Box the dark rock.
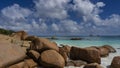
[40,50,65,68]
[110,56,120,68]
[70,46,101,64]
[70,38,82,40]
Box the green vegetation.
[0,28,15,35]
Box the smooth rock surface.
[70,47,101,64]
[40,50,65,68]
[0,41,26,67]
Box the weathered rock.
[70,38,82,40]
[70,47,101,64]
[66,61,74,66]
[84,63,103,68]
[102,45,116,53]
[25,36,37,41]
[27,50,40,62]
[66,60,87,67]
[72,60,87,67]
[23,59,38,68]
[21,41,30,47]
[110,56,120,68]
[60,44,71,54]
[89,46,110,57]
[30,37,59,53]
[8,61,25,68]
[0,42,26,67]
[8,59,38,68]
[11,31,28,40]
[98,47,109,57]
[59,47,68,63]
[40,50,65,68]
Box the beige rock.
[9,59,38,68]
[8,61,25,68]
[21,41,30,47]
[0,41,26,67]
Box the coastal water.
[51,36,120,48]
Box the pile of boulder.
[0,31,119,68]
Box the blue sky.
[0,0,120,36]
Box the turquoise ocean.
[50,36,120,48]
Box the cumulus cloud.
[1,4,32,20]
[34,0,69,19]
[0,0,120,35]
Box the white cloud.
[1,4,32,20]
[72,0,95,15]
[34,0,69,19]
[51,23,59,32]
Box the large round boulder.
[40,50,65,68]
[110,56,120,68]
[30,38,59,53]
[70,47,101,64]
